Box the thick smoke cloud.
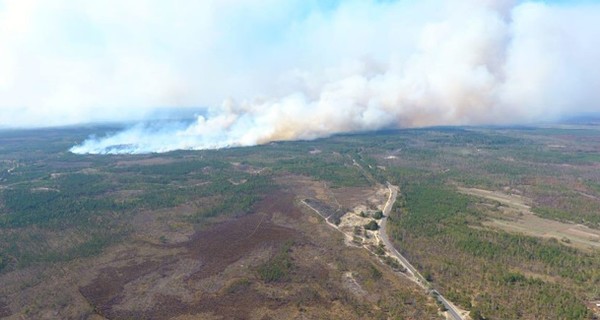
[1,1,598,154]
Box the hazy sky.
[1,0,600,153]
[0,0,355,127]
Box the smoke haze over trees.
[0,1,598,153]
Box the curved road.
[379,183,465,320]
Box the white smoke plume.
[11,0,599,154]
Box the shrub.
[364,220,379,231]
[257,242,294,283]
[373,211,384,219]
[370,265,383,280]
[225,278,251,294]
[375,243,386,256]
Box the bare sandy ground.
[459,187,600,251]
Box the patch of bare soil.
[230,162,265,175]
[342,272,368,298]
[458,187,531,211]
[459,187,600,251]
[329,185,390,248]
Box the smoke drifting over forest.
[1,1,598,154]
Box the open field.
[459,187,600,251]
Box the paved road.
[433,290,464,320]
[378,184,419,278]
[379,183,465,320]
[302,180,466,320]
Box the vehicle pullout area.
[303,182,469,320]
